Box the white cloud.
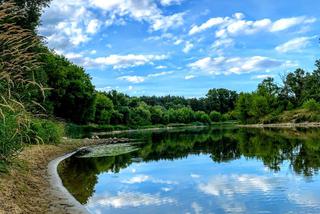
[122,175,149,184]
[189,17,225,35]
[118,76,146,84]
[270,17,316,32]
[185,75,196,80]
[189,56,284,75]
[87,19,101,34]
[152,13,185,31]
[251,74,275,80]
[190,173,201,178]
[183,41,194,53]
[84,54,169,69]
[191,202,203,214]
[118,71,173,84]
[90,0,185,31]
[40,0,186,49]
[174,39,184,45]
[155,65,168,69]
[275,36,315,53]
[189,13,316,37]
[159,0,183,6]
[147,71,173,77]
[88,192,176,208]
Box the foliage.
[303,99,320,112]
[94,92,114,124]
[40,52,96,124]
[0,0,51,30]
[209,111,221,122]
[0,2,46,160]
[29,119,64,144]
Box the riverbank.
[238,122,320,128]
[0,138,127,214]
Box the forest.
[1,0,320,163]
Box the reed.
[0,1,46,161]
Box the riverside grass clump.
[0,1,52,163]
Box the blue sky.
[39,0,320,97]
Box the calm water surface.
[59,127,320,214]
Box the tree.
[284,68,306,106]
[0,0,52,30]
[206,88,238,113]
[235,93,253,124]
[209,111,221,122]
[195,111,211,124]
[41,52,96,124]
[129,102,151,126]
[94,93,114,124]
[150,105,165,124]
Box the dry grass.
[0,139,88,213]
[0,1,48,161]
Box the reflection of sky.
[85,155,320,214]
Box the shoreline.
[48,150,89,214]
[238,122,320,128]
[0,138,127,214]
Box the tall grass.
[0,1,48,162]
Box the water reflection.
[58,128,320,213]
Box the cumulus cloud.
[189,13,316,37]
[40,0,186,49]
[118,76,146,83]
[122,175,150,183]
[182,41,194,53]
[189,17,225,35]
[159,0,183,6]
[275,36,316,53]
[251,74,275,80]
[87,19,101,34]
[83,54,169,69]
[118,71,173,83]
[185,75,196,80]
[189,56,284,75]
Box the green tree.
[209,111,221,122]
[129,102,151,126]
[41,52,95,124]
[0,0,52,30]
[150,105,165,124]
[206,88,238,113]
[94,93,114,124]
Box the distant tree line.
[236,62,320,124]
[36,52,239,125]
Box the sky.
[39,0,320,97]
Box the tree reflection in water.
[58,127,320,204]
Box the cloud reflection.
[198,174,275,197]
[88,191,176,209]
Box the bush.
[303,99,320,112]
[30,119,64,144]
[0,109,29,161]
[210,111,221,122]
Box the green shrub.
[0,108,30,161]
[210,111,221,122]
[30,119,64,144]
[303,99,320,112]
